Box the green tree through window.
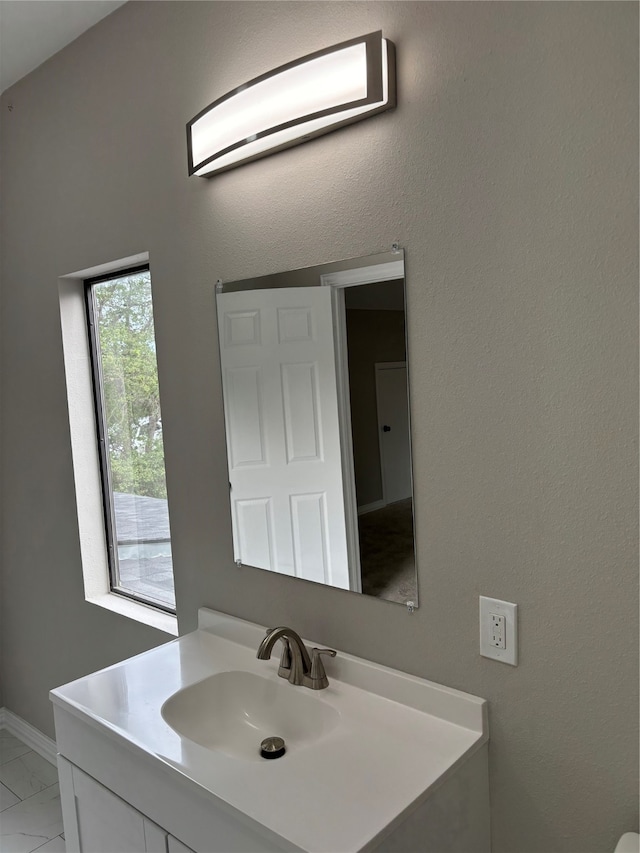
[88,267,175,612]
[93,271,167,499]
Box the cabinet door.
[144,819,170,852]
[69,764,167,853]
[168,836,196,853]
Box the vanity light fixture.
[187,30,396,177]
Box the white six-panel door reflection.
[217,286,350,589]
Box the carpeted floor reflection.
[358,498,416,605]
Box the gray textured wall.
[0,3,637,852]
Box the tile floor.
[0,730,65,853]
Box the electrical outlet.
[480,596,518,665]
[491,614,506,649]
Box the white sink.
[51,608,489,853]
[161,669,340,761]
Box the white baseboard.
[0,707,57,766]
[357,500,386,516]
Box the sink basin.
[161,669,340,761]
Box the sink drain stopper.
[260,736,286,759]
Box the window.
[85,266,175,613]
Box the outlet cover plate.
[480,596,518,665]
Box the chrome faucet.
[256,627,336,690]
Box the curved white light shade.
[187,31,396,177]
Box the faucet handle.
[308,648,337,689]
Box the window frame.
[84,264,176,616]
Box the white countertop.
[51,608,488,853]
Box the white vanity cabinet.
[51,608,491,853]
[55,718,489,853]
[57,758,185,853]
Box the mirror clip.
[391,241,401,254]
[216,279,223,293]
[406,600,415,614]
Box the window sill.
[87,593,178,637]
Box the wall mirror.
[216,249,417,608]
